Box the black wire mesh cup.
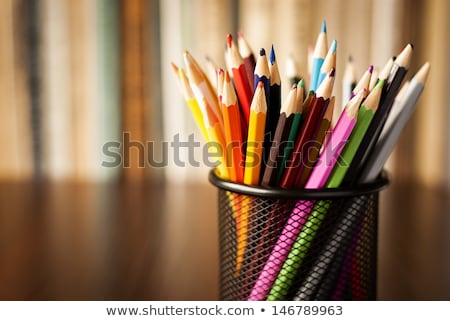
[209,170,389,301]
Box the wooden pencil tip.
[258,81,264,88]
[170,62,179,73]
[237,30,244,38]
[348,55,353,62]
[223,69,230,81]
[414,61,431,84]
[330,39,337,53]
[259,48,266,56]
[226,34,233,48]
[395,43,414,68]
[183,51,193,66]
[324,96,335,120]
[298,79,305,88]
[368,65,374,73]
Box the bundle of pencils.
[172,21,430,300]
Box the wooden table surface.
[0,178,449,300]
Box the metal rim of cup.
[208,169,390,200]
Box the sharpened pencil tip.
[170,62,179,73]
[259,48,266,56]
[226,34,233,48]
[321,20,327,33]
[223,69,230,82]
[257,81,264,88]
[369,65,374,73]
[329,68,335,77]
[298,79,304,88]
[237,30,244,38]
[270,45,276,64]
[330,39,337,53]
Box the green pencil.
[275,80,306,185]
[327,79,384,187]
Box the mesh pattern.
[217,190,378,301]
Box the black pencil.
[261,84,297,187]
[342,43,413,185]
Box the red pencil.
[226,34,254,126]
[280,68,335,188]
[237,31,256,90]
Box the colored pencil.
[222,71,245,183]
[226,34,254,125]
[327,80,384,187]
[237,30,256,90]
[379,56,395,81]
[310,20,328,92]
[369,67,379,91]
[317,39,337,87]
[261,84,297,187]
[351,65,373,99]
[280,68,335,189]
[254,48,270,104]
[183,51,224,131]
[291,83,384,299]
[266,89,365,300]
[217,68,225,101]
[343,43,413,185]
[265,45,282,161]
[360,61,430,183]
[171,63,208,141]
[254,48,271,177]
[244,82,267,185]
[238,81,267,276]
[293,195,370,300]
[276,79,305,185]
[295,96,335,187]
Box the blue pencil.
[310,20,328,92]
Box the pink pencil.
[305,88,366,188]
[248,90,365,301]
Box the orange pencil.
[222,71,245,183]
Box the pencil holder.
[209,169,389,301]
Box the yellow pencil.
[234,81,267,275]
[171,63,209,141]
[244,81,267,185]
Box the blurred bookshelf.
[0,0,449,300]
[0,0,448,187]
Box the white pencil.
[359,62,430,183]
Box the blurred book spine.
[40,0,74,180]
[120,0,147,182]
[0,0,33,180]
[98,0,121,182]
